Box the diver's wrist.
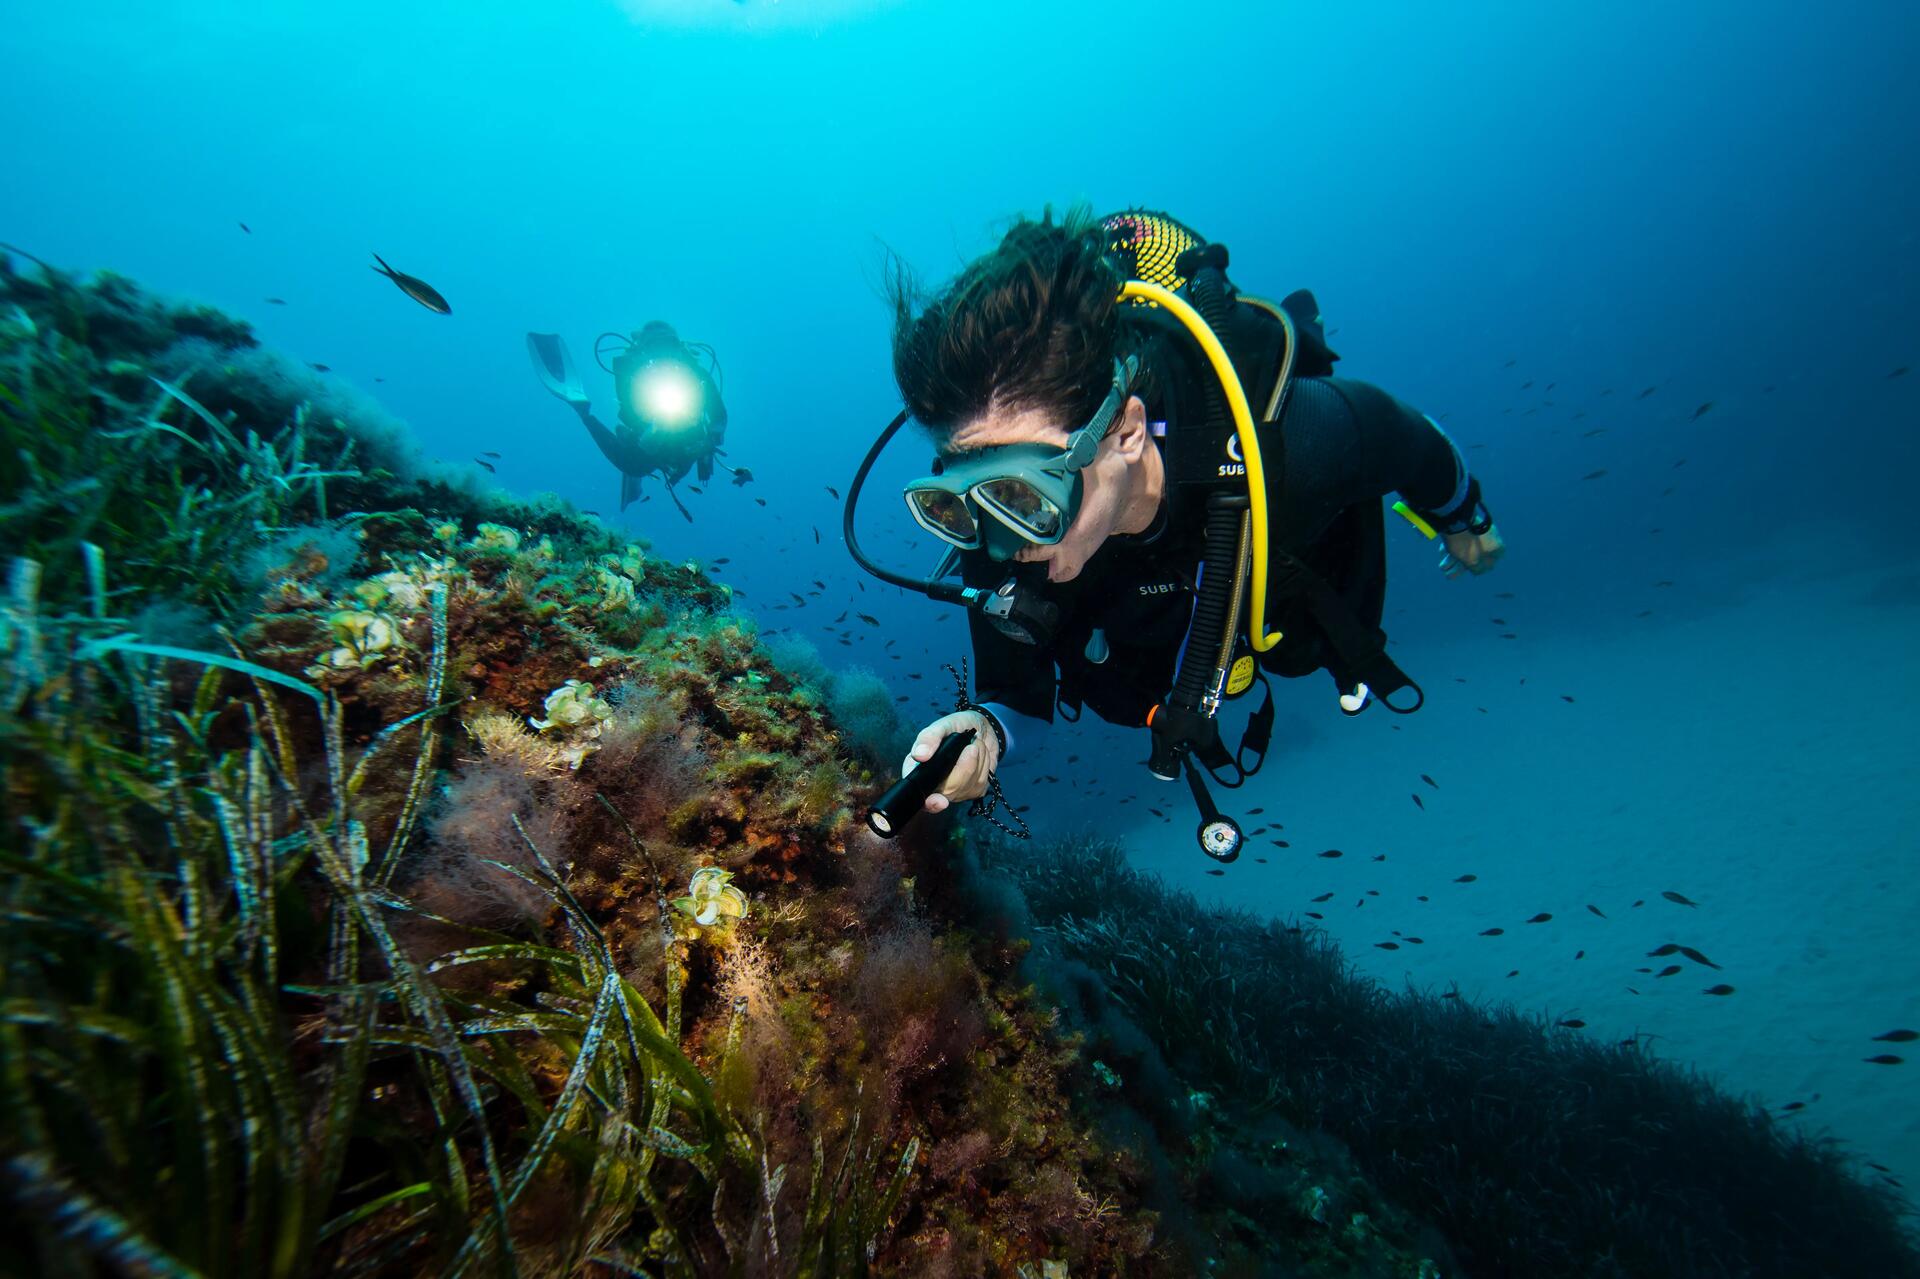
[971,707,1009,765]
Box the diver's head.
[888,206,1161,583]
[632,320,681,352]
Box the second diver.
[527,320,749,520]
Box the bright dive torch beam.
[632,361,702,429]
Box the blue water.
[8,0,1918,1196]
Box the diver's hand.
[1439,524,1506,578]
[902,710,1000,813]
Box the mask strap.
[1060,355,1138,471]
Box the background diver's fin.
[620,471,642,511]
[527,332,589,406]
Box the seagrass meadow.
[2,255,1916,1278]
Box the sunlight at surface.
[613,0,905,31]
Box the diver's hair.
[887,205,1123,445]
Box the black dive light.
[866,728,976,839]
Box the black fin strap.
[942,657,1030,840]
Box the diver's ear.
[1109,395,1149,462]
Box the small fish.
[856,613,880,627]
[1305,911,1324,920]
[1254,857,1268,864]
[1654,964,1682,978]
[1872,1030,1919,1043]
[370,253,451,314]
[1689,401,1714,421]
[1779,1101,1807,1113]
[1863,1054,1904,1066]
[755,497,768,507]
[812,579,826,589]
[1890,366,1910,379]
[1147,807,1164,818]
[1311,892,1335,902]
[473,457,495,473]
[1454,874,1477,883]
[1561,695,1575,704]
[825,485,840,499]
[1420,774,1438,789]
[833,611,848,623]
[1559,1018,1586,1029]
[1702,984,1735,996]
[1318,849,1342,859]
[309,362,331,372]
[1247,806,1264,814]
[712,557,730,565]
[1661,890,1699,907]
[1480,927,1503,937]
[480,450,501,459]
[1676,945,1720,969]
[1206,869,1226,877]
[238,221,251,234]
[1636,386,1657,400]
[264,297,287,305]
[732,467,755,486]
[1411,793,1424,810]
[1271,839,1290,848]
[812,526,821,544]
[1375,941,1400,950]
[1582,469,1608,480]
[1526,913,1552,924]
[688,486,703,495]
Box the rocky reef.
[1,255,1914,1278]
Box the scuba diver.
[526,321,749,520]
[849,209,1505,860]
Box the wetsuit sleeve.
[1263,376,1488,543]
[1321,378,1463,515]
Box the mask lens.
[908,489,979,545]
[976,478,1064,540]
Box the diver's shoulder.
[1303,375,1409,422]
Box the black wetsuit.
[965,298,1474,742]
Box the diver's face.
[944,395,1150,584]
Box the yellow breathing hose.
[1120,278,1286,652]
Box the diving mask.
[902,356,1137,561]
